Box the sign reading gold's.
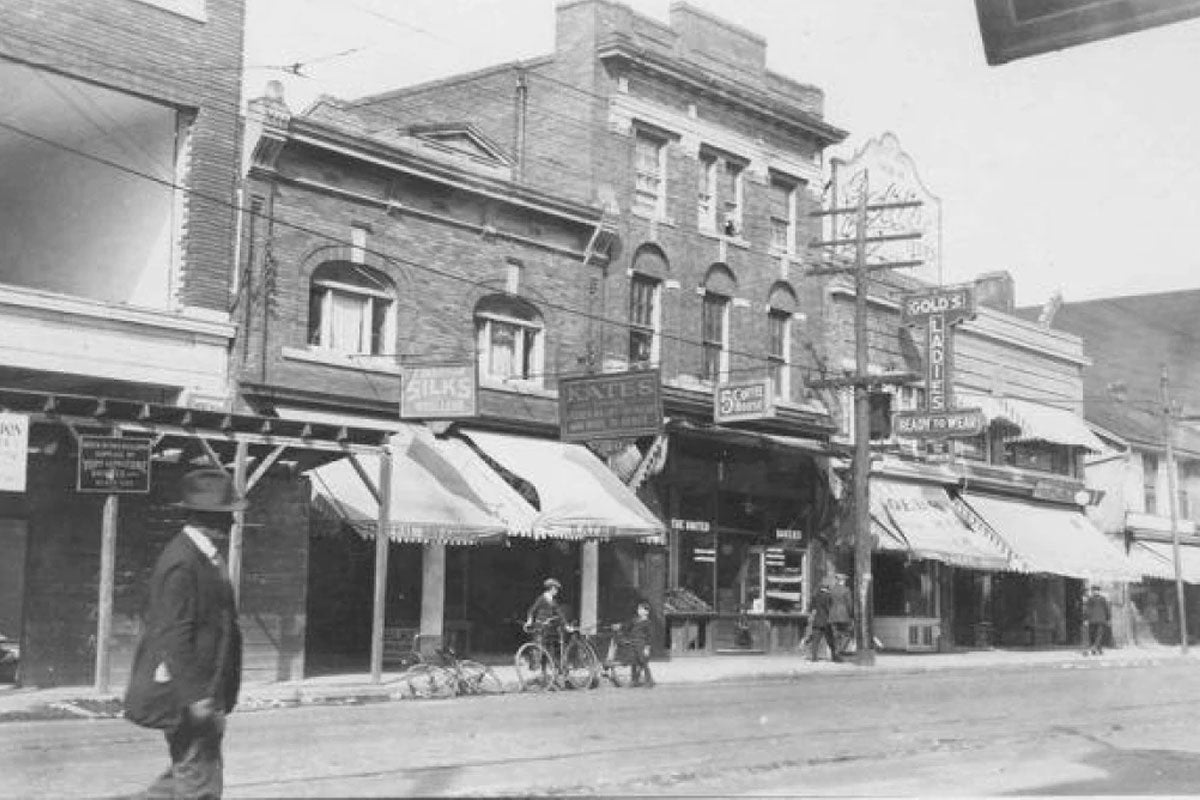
[714,379,774,424]
[558,369,662,442]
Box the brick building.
[327,0,857,656]
[0,1,387,689]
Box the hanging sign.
[714,379,774,424]
[401,364,477,419]
[559,369,662,442]
[78,437,152,493]
[893,286,985,439]
[0,413,29,493]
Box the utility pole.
[1161,367,1188,655]
[808,164,924,665]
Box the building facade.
[331,0,851,656]
[1036,290,1200,646]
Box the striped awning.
[973,396,1105,452]
[870,479,1012,571]
[457,430,666,543]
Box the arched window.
[307,262,396,356]
[767,283,798,401]
[475,294,544,386]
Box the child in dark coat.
[618,600,655,687]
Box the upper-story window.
[1003,441,1073,476]
[768,175,800,256]
[633,130,667,219]
[307,262,396,357]
[1144,453,1159,515]
[721,160,745,237]
[475,294,544,386]
[628,273,662,367]
[697,153,718,232]
[767,308,790,401]
[700,292,730,383]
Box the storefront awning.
[308,426,517,545]
[870,479,1012,571]
[960,493,1139,581]
[1127,541,1178,581]
[457,430,666,543]
[974,396,1105,452]
[1136,541,1200,584]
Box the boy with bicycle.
[524,577,566,647]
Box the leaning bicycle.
[514,617,599,691]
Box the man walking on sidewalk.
[829,573,854,658]
[809,582,841,662]
[1084,585,1111,656]
[124,468,245,799]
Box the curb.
[0,651,1185,724]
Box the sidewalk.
[1,644,1194,723]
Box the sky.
[243,0,1200,308]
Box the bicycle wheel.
[403,664,456,699]
[515,642,555,692]
[457,660,506,695]
[562,638,600,690]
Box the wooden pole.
[370,447,393,683]
[852,170,876,666]
[94,493,119,693]
[229,440,249,606]
[1162,368,1188,654]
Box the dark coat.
[810,588,833,628]
[1085,593,1111,624]
[829,583,853,624]
[125,531,242,728]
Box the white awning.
[1137,541,1200,584]
[870,479,1012,571]
[960,493,1139,581]
[1127,541,1177,581]
[307,425,519,545]
[457,430,666,543]
[973,396,1105,452]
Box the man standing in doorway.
[125,468,244,799]
[1084,585,1111,656]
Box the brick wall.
[1,0,246,312]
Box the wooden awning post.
[94,492,119,693]
[370,447,392,683]
[229,440,250,606]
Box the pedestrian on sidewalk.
[829,573,854,658]
[524,577,567,648]
[809,582,841,662]
[616,599,655,687]
[124,468,244,799]
[1084,585,1111,656]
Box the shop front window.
[874,554,937,617]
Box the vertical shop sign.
[893,287,985,438]
[0,413,29,492]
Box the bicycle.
[393,634,498,699]
[433,646,506,696]
[593,624,638,687]
[514,616,600,691]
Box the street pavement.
[0,642,1192,722]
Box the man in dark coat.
[829,572,854,658]
[125,468,244,799]
[1084,585,1111,656]
[808,583,841,662]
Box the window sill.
[631,208,675,227]
[697,229,750,249]
[281,346,400,375]
[478,377,556,399]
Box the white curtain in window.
[328,292,365,353]
[489,321,518,378]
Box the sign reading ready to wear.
[0,412,29,493]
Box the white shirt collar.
[184,525,220,565]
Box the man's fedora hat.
[175,468,247,513]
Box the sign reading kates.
[0,413,29,493]
[400,364,476,419]
[714,379,773,424]
[558,369,662,442]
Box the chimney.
[973,271,1015,314]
